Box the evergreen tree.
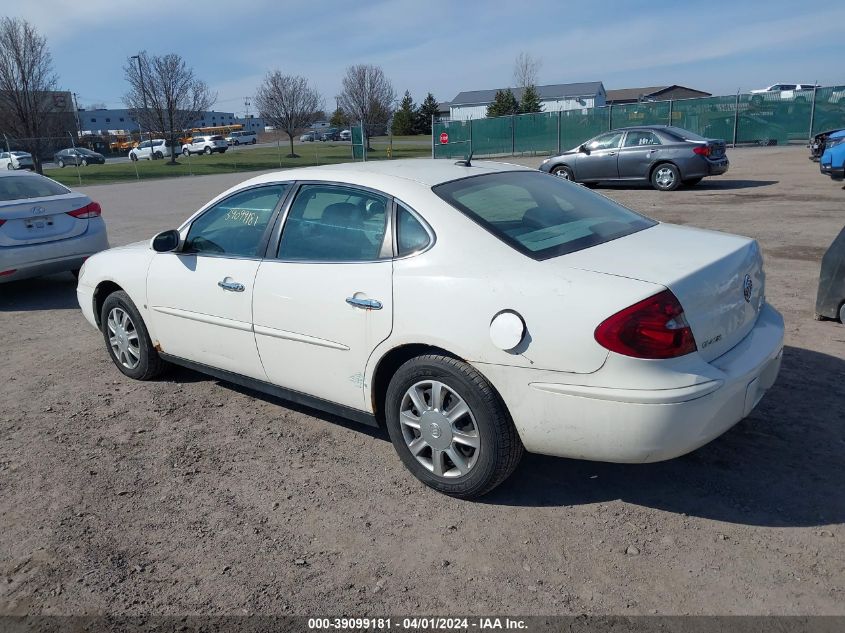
[391,90,417,136]
[416,92,439,134]
[486,89,519,118]
[329,107,347,127]
[519,84,543,114]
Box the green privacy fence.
[434,85,845,158]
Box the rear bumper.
[0,219,109,283]
[479,303,784,463]
[706,157,730,176]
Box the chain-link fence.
[434,85,845,159]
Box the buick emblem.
[743,274,753,303]
[429,423,442,439]
[31,206,47,215]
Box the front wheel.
[81,158,88,167]
[182,147,190,156]
[129,153,137,162]
[204,146,212,155]
[6,163,12,170]
[651,164,681,191]
[234,140,240,145]
[551,165,574,181]
[100,290,167,381]
[252,138,257,144]
[58,159,65,168]
[384,355,523,498]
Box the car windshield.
[0,174,70,201]
[663,126,707,141]
[433,171,655,260]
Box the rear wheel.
[58,159,65,168]
[154,151,163,159]
[839,302,845,325]
[81,158,88,167]
[651,163,681,191]
[100,291,167,381]
[6,163,12,170]
[683,177,703,187]
[551,165,574,181]
[252,138,257,144]
[384,354,523,498]
[234,140,240,145]
[204,146,212,155]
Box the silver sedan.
[0,171,109,283]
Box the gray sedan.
[0,171,109,283]
[540,125,729,191]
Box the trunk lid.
[0,192,91,246]
[561,223,765,362]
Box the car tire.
[234,140,240,145]
[6,163,12,170]
[204,146,212,155]
[154,151,163,159]
[384,354,523,499]
[182,147,190,156]
[651,163,681,191]
[682,177,703,187]
[839,302,845,325]
[58,159,65,168]
[550,165,574,181]
[81,158,88,167]
[130,153,137,162]
[100,290,167,381]
[252,138,257,144]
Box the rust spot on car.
[154,342,162,352]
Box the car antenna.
[455,152,473,167]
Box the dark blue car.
[820,129,845,180]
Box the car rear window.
[663,126,707,141]
[0,174,70,201]
[432,171,655,260]
[211,135,224,141]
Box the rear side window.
[0,175,70,201]
[433,171,655,261]
[184,185,288,257]
[664,126,707,142]
[624,131,661,147]
[396,204,431,256]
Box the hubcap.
[656,167,675,188]
[107,307,141,370]
[554,168,571,180]
[399,380,480,478]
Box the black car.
[808,129,844,162]
[320,128,340,141]
[540,125,729,191]
[54,147,106,168]
[815,225,845,324]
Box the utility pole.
[71,92,82,138]
[243,96,251,129]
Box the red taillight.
[67,201,102,219]
[0,269,16,276]
[0,219,5,227]
[692,145,711,156]
[594,290,697,359]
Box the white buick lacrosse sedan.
[77,159,783,498]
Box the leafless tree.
[338,64,395,147]
[513,52,541,90]
[123,52,215,164]
[255,71,323,158]
[0,17,62,173]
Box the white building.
[449,82,606,120]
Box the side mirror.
[151,229,181,253]
[579,144,590,155]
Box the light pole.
[130,54,155,158]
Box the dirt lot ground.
[1,147,843,616]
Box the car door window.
[587,132,623,151]
[277,184,388,261]
[184,185,288,257]
[396,203,431,256]
[623,131,661,147]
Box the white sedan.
[76,159,784,498]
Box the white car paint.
[77,159,783,467]
[0,151,34,170]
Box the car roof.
[237,158,529,188]
[0,168,41,178]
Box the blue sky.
[9,0,845,115]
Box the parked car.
[299,131,317,142]
[819,129,845,180]
[339,129,351,141]
[129,139,177,161]
[320,128,340,141]
[182,135,228,156]
[0,170,108,283]
[77,159,782,498]
[749,83,816,106]
[540,125,729,191]
[815,225,845,324]
[225,130,258,145]
[808,129,844,161]
[54,148,106,168]
[0,151,34,171]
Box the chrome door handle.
[346,297,383,310]
[218,280,245,292]
[607,152,617,156]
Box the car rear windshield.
[433,171,655,260]
[211,135,224,141]
[0,175,70,201]
[663,126,707,142]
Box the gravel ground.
[1,147,843,616]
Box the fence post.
[732,91,740,147]
[431,115,435,158]
[668,99,673,125]
[511,114,515,155]
[468,118,473,158]
[608,103,613,131]
[68,132,82,187]
[808,83,818,140]
[556,110,561,155]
